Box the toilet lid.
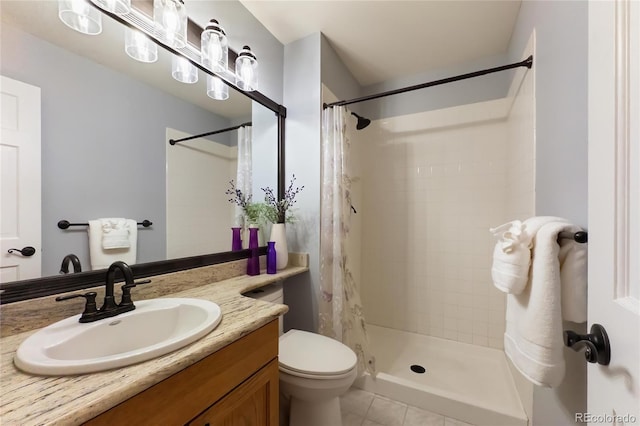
[279,329,357,376]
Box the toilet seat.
[279,364,355,380]
[279,329,357,379]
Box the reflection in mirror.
[0,1,278,280]
[166,100,277,258]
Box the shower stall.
[329,44,535,426]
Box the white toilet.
[246,282,358,426]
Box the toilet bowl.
[245,283,358,426]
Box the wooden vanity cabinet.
[85,320,279,426]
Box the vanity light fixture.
[172,55,198,84]
[201,19,228,73]
[206,75,229,101]
[125,28,158,63]
[58,0,102,35]
[153,0,187,49]
[90,0,130,15]
[235,45,258,92]
[60,0,260,97]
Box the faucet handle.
[122,279,152,290]
[120,279,152,307]
[55,292,99,321]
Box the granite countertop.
[0,265,308,425]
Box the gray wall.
[1,23,231,275]
[361,53,511,121]
[507,1,589,425]
[282,33,322,333]
[509,0,588,228]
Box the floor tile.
[365,396,407,426]
[362,420,385,426]
[342,410,365,426]
[404,406,445,426]
[341,387,375,417]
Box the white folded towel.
[503,218,587,387]
[489,220,531,294]
[101,219,132,249]
[489,217,563,294]
[559,234,588,323]
[88,218,138,270]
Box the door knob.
[7,246,36,257]
[564,323,610,365]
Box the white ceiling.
[240,0,522,86]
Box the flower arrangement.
[225,180,266,225]
[261,175,304,224]
[226,175,304,225]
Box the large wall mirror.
[0,1,284,302]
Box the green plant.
[244,202,271,225]
[261,175,304,223]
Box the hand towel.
[503,219,587,387]
[88,218,137,270]
[489,217,563,294]
[101,218,132,249]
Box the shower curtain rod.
[323,55,533,109]
[169,121,252,145]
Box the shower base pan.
[354,324,528,426]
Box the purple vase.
[267,241,277,274]
[247,227,260,276]
[231,227,242,251]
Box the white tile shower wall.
[360,100,510,349]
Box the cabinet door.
[190,359,279,426]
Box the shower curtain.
[320,106,376,376]
[235,125,252,228]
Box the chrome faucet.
[59,254,82,274]
[56,260,150,323]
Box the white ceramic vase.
[269,223,288,270]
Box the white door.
[0,76,41,282]
[588,0,640,423]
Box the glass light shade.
[90,0,130,15]
[153,0,187,49]
[207,75,229,100]
[172,55,198,84]
[235,45,258,91]
[58,0,102,35]
[201,19,228,73]
[125,28,158,63]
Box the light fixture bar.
[88,1,281,114]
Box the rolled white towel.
[101,219,131,249]
[489,220,531,294]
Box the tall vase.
[231,227,242,251]
[269,223,288,270]
[247,227,260,276]
[266,241,277,274]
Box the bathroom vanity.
[0,257,308,425]
[87,321,279,425]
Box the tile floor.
[340,387,475,426]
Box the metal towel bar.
[58,220,153,229]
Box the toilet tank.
[244,282,284,335]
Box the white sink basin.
[14,298,222,375]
